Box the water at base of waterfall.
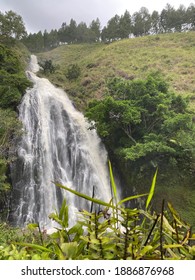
[9,55,112,229]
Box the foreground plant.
[0,165,195,260]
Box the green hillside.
[38,32,195,227]
[38,32,195,110]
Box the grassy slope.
[38,32,195,226]
[38,32,195,110]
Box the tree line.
[1,4,195,52]
[21,3,195,52]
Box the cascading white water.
[9,55,112,229]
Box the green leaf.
[146,168,158,210]
[16,242,52,253]
[163,244,182,249]
[59,199,66,220]
[136,245,153,259]
[162,216,176,234]
[54,182,116,209]
[48,213,62,225]
[118,193,148,205]
[167,202,189,229]
[61,242,78,259]
[27,223,39,230]
[108,160,117,203]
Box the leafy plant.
[65,64,81,80]
[1,164,195,260]
[38,59,56,74]
[0,43,31,217]
[0,10,27,40]
[85,74,195,204]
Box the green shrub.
[38,59,56,74]
[65,64,81,80]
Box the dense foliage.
[65,63,81,80]
[38,59,56,74]
[21,3,195,52]
[0,44,31,109]
[0,172,195,260]
[0,42,31,217]
[85,74,195,189]
[0,10,27,40]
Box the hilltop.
[38,32,195,111]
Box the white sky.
[0,0,195,34]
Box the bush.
[65,64,81,80]
[38,59,56,74]
[0,86,21,109]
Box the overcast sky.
[0,0,195,34]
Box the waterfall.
[9,55,112,229]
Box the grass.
[38,32,195,110]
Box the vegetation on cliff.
[0,40,31,218]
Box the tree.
[160,4,176,33]
[175,5,187,32]
[101,26,109,42]
[65,64,81,80]
[186,4,195,30]
[47,29,59,48]
[132,7,151,36]
[0,10,27,39]
[43,30,50,50]
[119,10,132,39]
[103,15,121,42]
[76,22,90,43]
[0,44,32,109]
[150,11,160,34]
[22,31,45,52]
[85,74,195,177]
[58,22,69,43]
[66,19,77,43]
[89,18,101,42]
[38,59,56,74]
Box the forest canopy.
[85,74,195,180]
